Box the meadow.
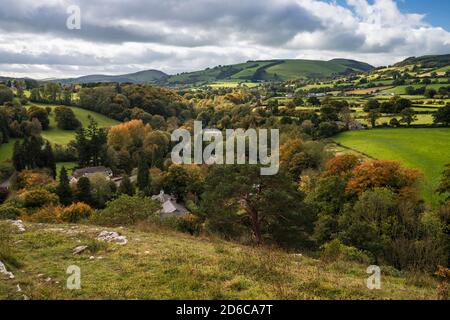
[334,128,450,204]
[0,221,438,300]
[0,104,119,162]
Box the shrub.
[0,189,9,204]
[176,214,202,236]
[14,170,55,190]
[0,205,24,220]
[91,195,160,226]
[0,163,14,182]
[321,239,371,264]
[21,188,59,209]
[27,206,62,223]
[60,202,94,223]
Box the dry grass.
[0,221,438,300]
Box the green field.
[380,83,449,95]
[334,128,450,204]
[165,59,373,85]
[266,59,358,80]
[0,104,119,162]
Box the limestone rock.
[97,231,128,245]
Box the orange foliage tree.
[323,154,362,177]
[346,160,422,196]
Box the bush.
[0,163,14,182]
[176,214,202,236]
[60,202,94,223]
[0,189,9,204]
[0,205,24,220]
[91,195,160,226]
[26,206,62,223]
[14,170,55,190]
[21,188,59,209]
[321,239,371,264]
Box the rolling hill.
[55,69,168,85]
[164,59,374,85]
[394,54,450,69]
[48,58,374,86]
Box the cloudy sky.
[0,0,449,79]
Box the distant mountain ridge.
[162,58,375,86]
[49,58,374,86]
[3,54,450,86]
[394,54,450,68]
[54,69,168,84]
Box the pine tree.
[12,140,25,171]
[57,167,73,205]
[77,177,93,205]
[43,141,56,178]
[137,155,151,195]
[118,175,135,196]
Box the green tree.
[76,177,93,205]
[54,106,81,130]
[363,99,380,112]
[437,164,450,200]
[137,155,150,195]
[366,109,381,128]
[28,106,50,130]
[118,175,135,196]
[12,141,25,172]
[400,108,418,127]
[307,96,320,106]
[91,195,160,226]
[56,167,73,205]
[433,105,450,127]
[201,165,313,246]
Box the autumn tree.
[323,154,361,177]
[346,160,422,196]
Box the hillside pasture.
[0,104,119,162]
[334,128,450,204]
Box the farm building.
[70,166,113,183]
[152,190,189,218]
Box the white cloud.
[0,0,448,78]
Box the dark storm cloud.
[0,0,322,46]
[0,49,109,66]
[0,47,171,66]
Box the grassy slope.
[0,104,119,162]
[0,222,437,300]
[334,128,450,203]
[381,84,449,95]
[266,60,350,80]
[166,59,372,85]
